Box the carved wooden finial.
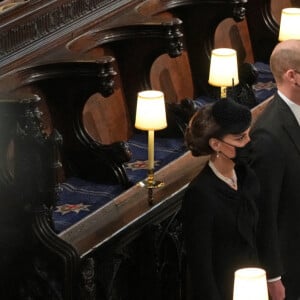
[97,56,117,97]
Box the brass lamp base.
[137,169,164,205]
[138,179,164,189]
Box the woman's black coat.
[182,162,259,300]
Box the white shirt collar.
[208,160,237,189]
[278,90,300,126]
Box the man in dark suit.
[250,39,300,300]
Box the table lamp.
[278,8,300,41]
[208,48,239,99]
[135,90,167,203]
[233,267,269,300]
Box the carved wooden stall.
[0,0,289,299]
[246,0,300,63]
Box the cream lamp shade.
[233,268,269,300]
[135,90,167,131]
[279,8,300,41]
[208,48,239,87]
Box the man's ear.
[209,138,220,152]
[286,69,297,84]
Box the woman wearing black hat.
[182,99,260,300]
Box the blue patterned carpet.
[53,134,186,233]
[253,62,276,103]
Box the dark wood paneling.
[0,0,143,75]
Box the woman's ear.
[209,138,220,152]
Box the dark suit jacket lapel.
[277,96,300,155]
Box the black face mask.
[220,140,252,164]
